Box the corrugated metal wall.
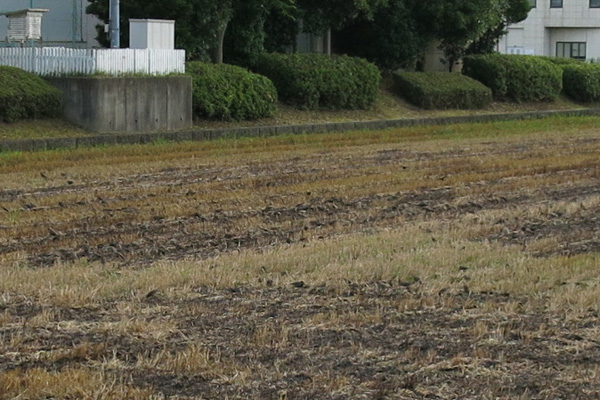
[0,47,185,75]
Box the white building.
[499,0,600,61]
[0,0,100,48]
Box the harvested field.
[1,116,600,399]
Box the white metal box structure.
[4,8,48,43]
[129,19,174,50]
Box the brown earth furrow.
[7,178,600,267]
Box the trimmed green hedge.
[392,71,492,109]
[539,56,583,67]
[255,53,381,110]
[562,63,600,102]
[0,66,62,123]
[462,54,563,102]
[186,62,277,121]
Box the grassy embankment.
[0,87,587,141]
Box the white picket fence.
[0,47,186,76]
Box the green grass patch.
[0,119,89,141]
[2,115,598,165]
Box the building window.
[530,0,536,7]
[556,42,586,60]
[592,0,600,8]
[551,0,563,7]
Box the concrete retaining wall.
[1,108,599,153]
[46,76,192,133]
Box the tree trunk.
[210,22,229,64]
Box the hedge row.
[539,56,583,67]
[186,62,278,121]
[255,53,381,110]
[561,63,600,102]
[462,54,562,102]
[0,66,62,123]
[517,57,600,103]
[392,71,492,109]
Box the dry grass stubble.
[2,116,600,398]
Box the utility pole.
[72,0,78,47]
[109,0,120,48]
[30,0,34,47]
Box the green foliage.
[461,55,508,97]
[462,54,562,102]
[86,0,530,70]
[87,0,209,58]
[413,0,498,70]
[539,56,582,66]
[414,0,531,70]
[298,0,389,32]
[467,0,532,55]
[186,62,277,121]
[263,8,299,53]
[223,2,270,68]
[255,53,381,110]
[333,0,429,71]
[537,57,599,102]
[87,0,293,63]
[562,64,600,102]
[0,67,62,123]
[392,71,492,109]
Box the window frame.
[550,0,563,8]
[556,42,587,60]
[591,0,600,8]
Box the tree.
[86,0,293,63]
[297,0,388,33]
[467,0,532,55]
[263,7,299,54]
[414,0,499,71]
[86,0,212,60]
[333,0,428,71]
[413,0,531,71]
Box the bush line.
[463,54,563,102]
[186,62,278,121]
[0,66,62,122]
[255,53,381,110]
[392,71,492,109]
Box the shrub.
[255,53,381,110]
[562,63,600,102]
[186,62,277,121]
[462,54,563,102]
[392,71,492,109]
[539,56,582,67]
[0,66,62,123]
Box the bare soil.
[2,119,600,399]
[3,136,600,268]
